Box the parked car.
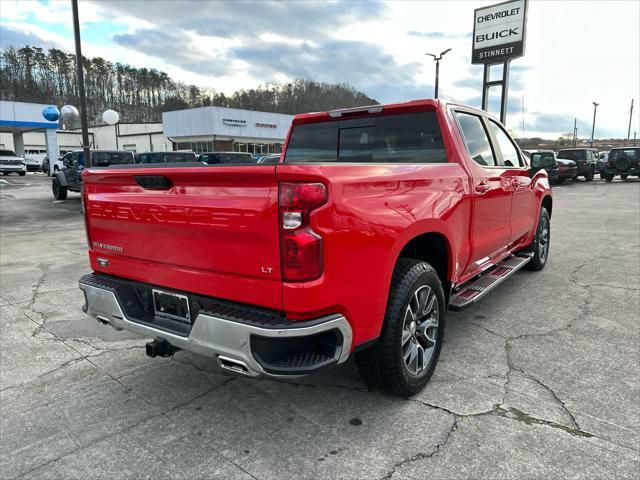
[52,150,135,200]
[24,153,46,172]
[526,150,559,184]
[79,99,552,397]
[135,151,197,164]
[256,154,281,165]
[198,152,255,164]
[597,151,609,177]
[555,158,578,184]
[0,149,26,176]
[604,147,640,182]
[556,148,597,181]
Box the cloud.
[408,31,471,40]
[100,0,385,41]
[230,39,421,88]
[113,30,231,77]
[0,25,66,50]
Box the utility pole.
[590,102,599,148]
[71,0,91,167]
[628,99,634,141]
[425,48,452,99]
[573,118,577,147]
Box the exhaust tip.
[217,356,251,376]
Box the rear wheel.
[621,174,628,180]
[19,171,26,176]
[2,172,8,176]
[605,173,614,182]
[524,207,550,271]
[585,169,594,182]
[356,259,445,397]
[52,178,67,200]
[600,170,606,178]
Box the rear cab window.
[284,111,447,164]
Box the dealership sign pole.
[473,0,528,124]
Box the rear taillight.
[279,182,327,282]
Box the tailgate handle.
[135,176,172,190]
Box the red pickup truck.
[79,100,552,397]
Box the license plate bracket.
[152,289,191,323]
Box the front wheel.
[621,174,628,180]
[524,206,550,271]
[356,259,446,397]
[605,173,614,182]
[52,178,68,200]
[19,171,26,176]
[585,169,594,182]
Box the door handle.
[475,181,490,193]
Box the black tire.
[600,170,606,178]
[2,172,8,176]
[605,173,614,182]
[355,259,446,397]
[585,169,594,182]
[19,171,26,176]
[555,178,564,185]
[524,207,550,271]
[52,178,68,200]
[621,174,628,180]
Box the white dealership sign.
[472,0,527,64]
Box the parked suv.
[52,150,135,200]
[79,100,552,397]
[525,150,559,184]
[604,147,640,182]
[0,149,27,176]
[556,148,597,181]
[136,151,197,163]
[597,151,609,177]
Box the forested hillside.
[0,45,377,124]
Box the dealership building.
[163,106,294,155]
[1,101,293,159]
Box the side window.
[488,120,523,167]
[454,112,496,166]
[586,150,593,161]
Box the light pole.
[71,0,91,167]
[590,101,599,148]
[425,48,452,99]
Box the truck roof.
[292,98,496,125]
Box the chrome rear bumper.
[79,274,352,378]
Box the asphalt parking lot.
[1,173,638,479]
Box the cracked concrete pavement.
[1,173,638,479]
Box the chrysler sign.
[472,0,527,64]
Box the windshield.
[531,152,555,167]
[0,150,17,156]
[92,151,135,166]
[202,153,255,165]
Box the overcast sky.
[1,0,638,139]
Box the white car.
[0,149,27,176]
[24,152,46,172]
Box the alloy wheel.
[539,216,550,261]
[401,285,439,376]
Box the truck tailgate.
[83,165,282,310]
